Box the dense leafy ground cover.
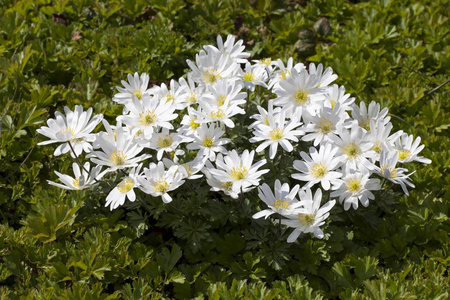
[0,0,449,299]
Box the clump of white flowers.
[37,35,431,244]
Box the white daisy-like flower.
[392,133,432,164]
[250,107,304,159]
[376,151,415,196]
[273,67,326,118]
[163,155,207,180]
[37,105,103,157]
[178,107,203,136]
[186,123,230,162]
[252,57,276,75]
[105,164,142,210]
[204,34,250,64]
[150,79,188,110]
[249,101,282,130]
[117,95,177,139]
[239,62,268,91]
[47,162,103,190]
[323,84,355,117]
[148,128,192,161]
[281,188,335,242]
[207,149,269,193]
[367,119,402,161]
[268,57,305,89]
[186,50,240,87]
[252,180,301,219]
[329,121,376,171]
[88,124,150,172]
[292,144,344,190]
[138,161,185,203]
[352,100,390,131]
[178,74,203,105]
[309,63,338,88]
[330,168,381,210]
[113,72,151,107]
[194,99,244,128]
[203,159,240,199]
[301,105,347,146]
[200,79,246,108]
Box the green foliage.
[1,0,449,298]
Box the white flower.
[204,34,250,64]
[252,180,301,219]
[200,79,246,108]
[366,120,401,161]
[273,67,327,118]
[37,105,103,157]
[330,168,381,210]
[117,95,178,139]
[186,123,230,162]
[250,107,304,159]
[105,165,142,210]
[249,101,282,130]
[194,98,244,128]
[268,57,305,89]
[187,49,240,87]
[329,121,376,171]
[352,100,390,131]
[148,128,192,160]
[376,151,415,196]
[281,188,335,242]
[138,161,185,203]
[309,63,337,88]
[178,74,203,105]
[301,105,347,146]
[150,79,188,110]
[88,124,150,172]
[164,155,207,180]
[392,133,432,164]
[178,107,203,136]
[203,159,240,199]
[292,144,344,190]
[207,149,269,193]
[113,72,151,107]
[323,84,355,117]
[47,162,103,190]
[239,62,268,91]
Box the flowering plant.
[38,35,431,244]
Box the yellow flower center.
[359,118,371,131]
[221,181,234,191]
[183,164,193,176]
[346,178,362,193]
[72,177,80,189]
[380,164,398,178]
[186,92,197,103]
[264,117,270,125]
[342,143,361,159]
[294,89,309,105]
[217,95,227,106]
[260,58,271,66]
[269,127,284,140]
[317,119,334,134]
[190,118,200,129]
[153,179,169,194]
[139,110,158,126]
[60,126,75,138]
[165,94,175,103]
[371,141,382,154]
[311,163,328,178]
[243,72,254,81]
[280,70,291,80]
[210,109,225,119]
[204,68,221,84]
[330,100,337,109]
[397,149,411,161]
[72,137,85,144]
[202,137,214,148]
[298,213,316,226]
[135,129,144,137]
[274,199,290,210]
[132,89,143,99]
[110,150,127,166]
[230,166,248,180]
[158,135,173,148]
[118,178,134,194]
